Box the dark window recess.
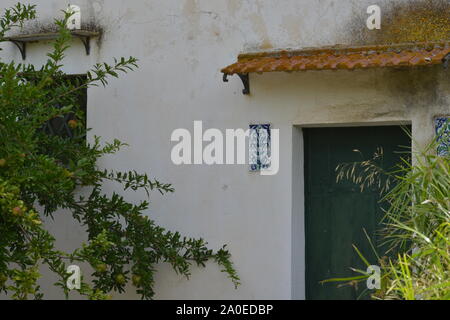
[42,75,87,139]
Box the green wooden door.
[304,126,410,300]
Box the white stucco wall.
[0,0,448,299]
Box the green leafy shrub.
[328,140,449,300]
[0,3,239,300]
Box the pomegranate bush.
[0,3,239,300]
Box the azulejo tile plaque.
[249,124,271,171]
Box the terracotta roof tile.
[221,42,450,75]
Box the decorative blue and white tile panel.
[249,124,271,171]
[435,117,450,156]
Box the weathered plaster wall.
[0,0,448,299]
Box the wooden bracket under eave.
[223,73,250,95]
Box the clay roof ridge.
[236,40,450,61]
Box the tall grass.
[326,140,450,300]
